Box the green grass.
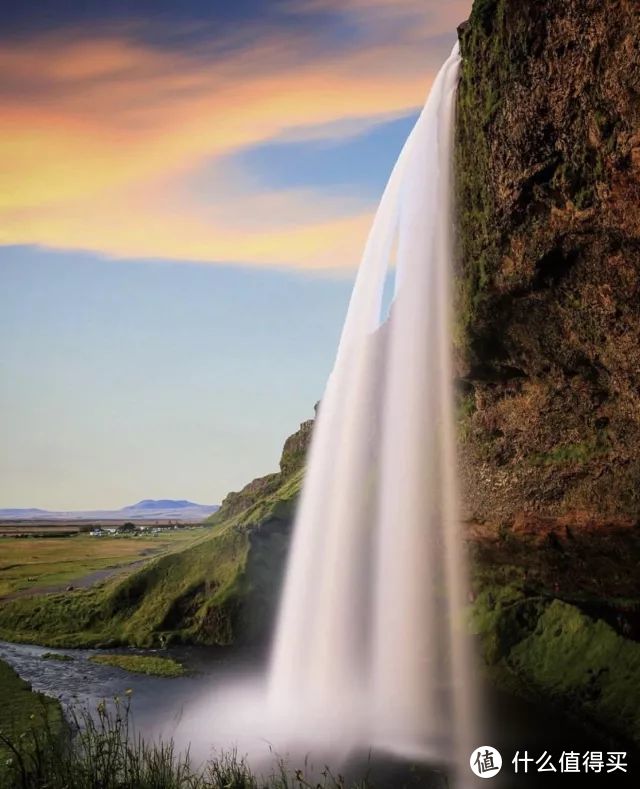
[206,468,303,531]
[456,392,476,442]
[0,659,63,783]
[0,395,308,651]
[89,654,185,677]
[0,531,203,598]
[0,695,381,789]
[0,465,303,649]
[0,524,252,648]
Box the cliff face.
[210,419,313,523]
[455,0,640,525]
[456,0,640,748]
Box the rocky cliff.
[455,0,640,749]
[456,0,640,523]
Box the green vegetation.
[528,439,604,466]
[468,507,640,748]
[0,525,248,648]
[0,423,308,649]
[471,580,640,746]
[42,653,74,662]
[0,530,201,599]
[0,659,63,783]
[0,475,302,649]
[206,469,303,531]
[454,0,531,350]
[527,420,612,466]
[456,392,476,442]
[88,654,185,677]
[455,0,628,362]
[511,601,640,742]
[0,695,379,789]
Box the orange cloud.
[0,1,470,268]
[2,182,374,269]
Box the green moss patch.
[509,601,640,742]
[89,654,185,677]
[41,652,74,662]
[471,586,640,745]
[455,0,532,351]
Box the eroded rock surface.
[456,0,640,524]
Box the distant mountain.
[0,500,220,522]
[122,500,199,511]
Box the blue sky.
[0,0,470,508]
[0,248,353,507]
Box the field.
[0,529,205,599]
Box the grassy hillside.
[0,424,310,649]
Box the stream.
[0,640,256,748]
[0,640,634,787]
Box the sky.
[0,0,471,509]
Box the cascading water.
[268,41,478,780]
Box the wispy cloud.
[0,1,470,269]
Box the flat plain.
[0,528,204,599]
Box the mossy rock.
[472,586,640,746]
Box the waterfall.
[268,42,478,779]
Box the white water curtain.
[268,42,478,783]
